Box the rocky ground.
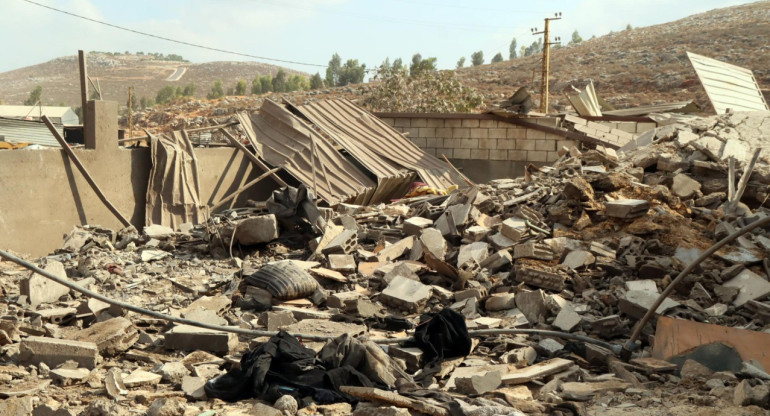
[2,111,770,415]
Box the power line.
[21,0,328,69]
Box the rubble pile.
[2,111,770,415]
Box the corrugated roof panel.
[0,117,62,147]
[687,52,769,114]
[297,99,459,190]
[236,100,376,206]
[0,105,79,125]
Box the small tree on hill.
[325,53,342,87]
[456,57,466,69]
[207,79,224,99]
[235,79,247,95]
[491,53,503,63]
[272,69,287,92]
[182,82,196,97]
[409,53,437,76]
[509,38,518,59]
[338,59,366,86]
[24,86,42,106]
[260,75,272,93]
[251,77,262,95]
[570,30,583,45]
[471,51,484,66]
[156,86,175,104]
[310,73,324,89]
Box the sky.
[0,0,753,75]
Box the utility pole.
[532,12,562,113]
[128,86,133,139]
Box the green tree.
[260,75,272,93]
[182,82,196,97]
[409,53,437,76]
[310,73,324,89]
[175,86,183,98]
[272,69,287,92]
[325,53,342,87]
[626,23,632,31]
[207,79,224,99]
[235,79,247,95]
[392,58,403,70]
[509,38,518,59]
[524,39,542,56]
[491,53,503,63]
[251,77,263,94]
[570,30,583,45]
[456,56,466,69]
[471,51,484,66]
[156,86,176,104]
[338,59,366,86]
[286,75,308,92]
[139,97,148,109]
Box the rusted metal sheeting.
[146,130,208,228]
[236,100,375,206]
[296,99,459,191]
[687,52,769,114]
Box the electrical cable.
[0,248,619,350]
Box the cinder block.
[381,118,395,126]
[412,137,427,148]
[497,139,516,149]
[164,325,237,353]
[437,148,453,158]
[435,127,452,138]
[526,129,546,140]
[453,128,471,139]
[424,148,437,156]
[20,336,99,369]
[527,150,548,162]
[394,118,410,127]
[616,122,637,133]
[589,121,612,133]
[508,150,527,161]
[454,148,471,159]
[459,139,478,149]
[489,149,507,160]
[534,117,560,128]
[470,149,489,159]
[419,127,436,137]
[411,118,427,127]
[479,119,498,128]
[547,151,559,162]
[506,128,526,139]
[426,119,444,128]
[479,139,497,149]
[427,138,442,148]
[489,128,507,138]
[557,140,577,148]
[443,138,460,148]
[535,140,556,151]
[637,122,657,133]
[516,140,537,151]
[445,119,462,128]
[406,127,420,138]
[462,119,480,128]
[545,133,565,141]
[470,129,489,139]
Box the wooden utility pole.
[78,50,88,123]
[128,86,133,139]
[532,13,562,113]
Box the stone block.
[453,128,471,139]
[426,119,444,128]
[70,317,138,356]
[478,138,496,149]
[380,276,432,312]
[672,174,701,199]
[526,129,546,140]
[322,229,358,255]
[605,199,650,218]
[489,149,508,160]
[235,214,279,245]
[457,242,489,268]
[418,127,436,137]
[506,128,526,139]
[19,336,99,369]
[461,119,480,128]
[489,128,507,138]
[535,140,556,151]
[328,254,356,273]
[259,310,297,331]
[454,148,470,159]
[459,138,479,148]
[164,325,237,353]
[470,149,489,159]
[388,346,423,373]
[410,118,427,127]
[508,150,527,161]
[527,150,548,162]
[20,260,70,307]
[479,119,498,128]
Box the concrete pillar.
[84,100,118,152]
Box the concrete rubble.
[1,109,770,414]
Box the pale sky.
[0,0,752,75]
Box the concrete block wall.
[379,115,577,164]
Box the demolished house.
[2,52,770,416]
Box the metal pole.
[541,18,550,113]
[128,86,133,139]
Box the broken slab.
[515,289,548,324]
[328,254,356,273]
[605,199,650,219]
[553,305,582,332]
[69,317,138,356]
[485,293,516,312]
[163,325,237,353]
[559,380,630,401]
[501,217,528,242]
[455,370,502,395]
[380,276,432,312]
[502,358,573,385]
[488,232,516,250]
[618,290,680,320]
[672,174,701,199]
[19,336,99,369]
[419,228,447,259]
[403,217,433,236]
[123,370,162,388]
[721,269,770,306]
[561,250,595,269]
[19,260,70,307]
[457,242,489,268]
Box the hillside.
[0,52,310,107]
[455,1,770,112]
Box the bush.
[207,79,224,99]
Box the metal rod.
[42,116,132,227]
[210,167,281,211]
[625,214,770,351]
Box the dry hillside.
[0,52,309,107]
[456,1,770,112]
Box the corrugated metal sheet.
[567,81,602,117]
[296,99,459,190]
[237,100,376,206]
[0,117,63,147]
[603,101,700,117]
[0,105,79,125]
[687,52,769,114]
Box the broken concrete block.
[69,317,138,356]
[419,228,447,259]
[488,232,516,250]
[464,225,491,242]
[618,290,680,319]
[123,370,162,388]
[377,237,414,262]
[605,199,650,218]
[160,361,189,386]
[501,346,537,365]
[680,359,714,381]
[485,293,516,312]
[625,279,658,293]
[561,250,595,269]
[553,305,582,332]
[19,336,99,369]
[50,367,90,385]
[479,250,512,272]
[672,174,701,199]
[322,229,358,255]
[164,325,237,353]
[328,254,356,273]
[564,176,595,202]
[455,370,502,395]
[388,346,423,373]
[513,242,555,261]
[589,241,616,259]
[20,260,70,307]
[474,317,502,329]
[403,217,433,236]
[182,375,207,400]
[104,367,127,399]
[705,303,728,316]
[720,139,747,161]
[143,224,175,239]
[559,380,630,401]
[515,290,548,324]
[457,242,489,268]
[382,262,420,284]
[259,310,297,331]
[515,264,567,291]
[380,276,432,312]
[501,218,527,242]
[721,269,770,306]
[234,214,279,245]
